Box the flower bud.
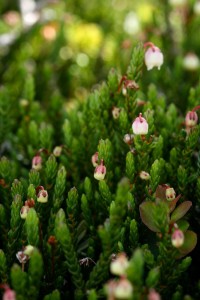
[139,171,150,180]
[53,146,62,157]
[185,111,198,128]
[114,278,133,299]
[20,206,30,219]
[37,190,48,203]
[3,288,16,300]
[171,229,184,248]
[145,45,164,71]
[94,160,106,181]
[112,107,121,119]
[148,289,161,300]
[165,187,176,201]
[123,134,134,145]
[91,152,99,167]
[183,53,200,71]
[110,253,129,276]
[24,245,34,256]
[32,155,42,170]
[132,113,148,135]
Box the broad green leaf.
[176,219,190,232]
[170,201,192,223]
[139,201,169,233]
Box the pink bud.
[32,155,42,170]
[91,152,99,167]
[171,229,184,248]
[145,44,164,71]
[132,113,148,135]
[37,190,48,203]
[94,160,106,181]
[148,289,161,300]
[3,288,16,300]
[185,111,198,128]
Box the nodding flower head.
[114,278,133,299]
[132,113,148,135]
[165,187,176,201]
[110,252,129,276]
[20,206,30,219]
[2,287,16,300]
[183,53,200,71]
[37,189,48,203]
[94,160,106,181]
[32,155,42,170]
[171,228,184,248]
[53,146,62,157]
[139,171,150,180]
[148,289,161,300]
[91,152,99,167]
[144,42,164,71]
[185,111,198,128]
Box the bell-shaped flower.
[94,160,106,181]
[110,253,129,276]
[144,43,164,71]
[32,155,42,170]
[171,228,184,248]
[132,113,148,135]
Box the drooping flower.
[132,113,148,135]
[144,42,164,71]
[185,111,198,128]
[53,146,62,157]
[110,253,129,276]
[20,206,30,219]
[37,189,48,203]
[183,53,200,71]
[24,245,34,256]
[16,250,29,264]
[166,187,176,201]
[148,289,161,300]
[171,228,184,248]
[32,155,42,170]
[2,287,16,300]
[91,152,99,167]
[94,160,106,181]
[114,278,133,299]
[112,107,121,119]
[139,171,150,180]
[123,134,134,145]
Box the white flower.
[183,53,200,71]
[194,1,200,15]
[165,187,176,201]
[144,43,164,71]
[123,12,140,35]
[169,0,187,7]
[110,253,129,276]
[114,278,133,299]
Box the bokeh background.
[0,0,200,109]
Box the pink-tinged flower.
[123,134,134,145]
[16,250,29,264]
[114,278,133,299]
[3,287,16,300]
[94,160,106,181]
[32,155,42,170]
[148,289,161,300]
[37,190,48,203]
[166,187,176,201]
[185,111,198,128]
[110,253,129,276]
[91,152,99,167]
[20,206,30,219]
[53,146,62,157]
[171,228,184,248]
[183,53,200,71]
[144,42,164,71]
[132,113,148,135]
[139,171,150,180]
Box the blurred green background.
[0,0,200,109]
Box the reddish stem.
[192,105,200,112]
[144,42,155,49]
